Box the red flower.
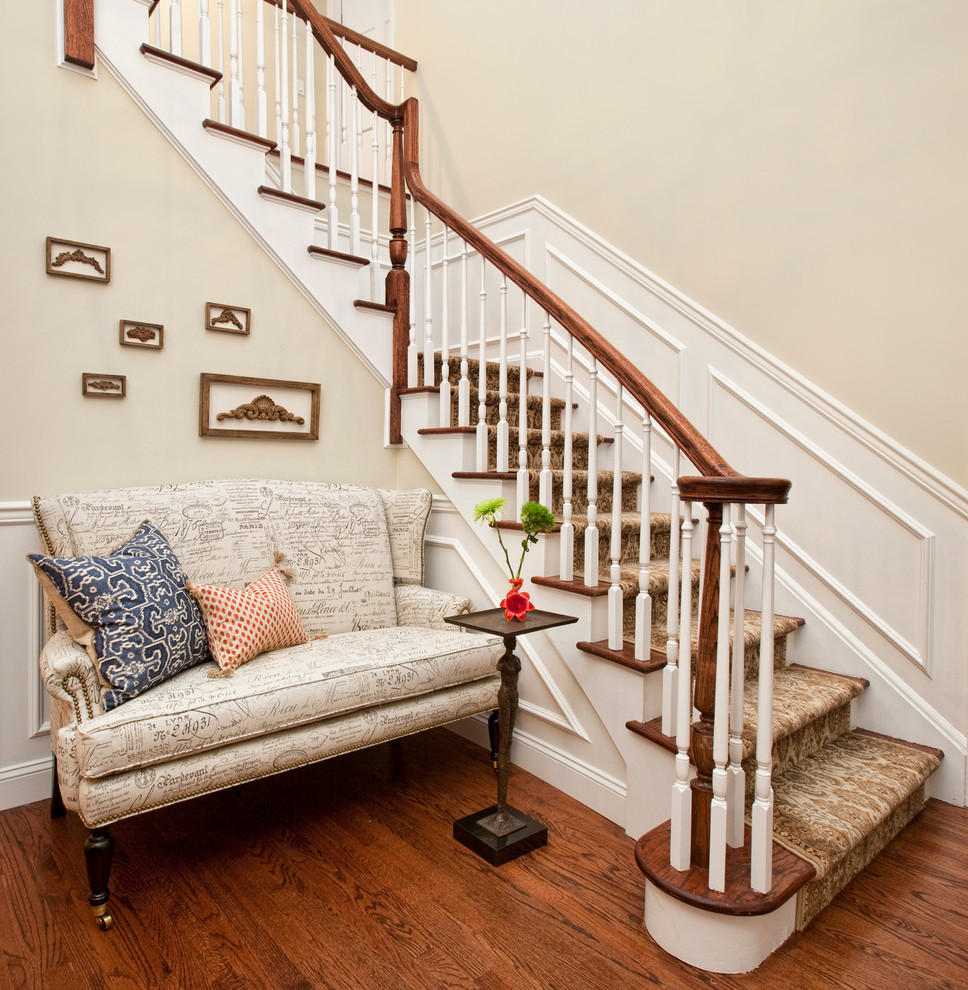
[501,579,535,621]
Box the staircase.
[81,0,946,974]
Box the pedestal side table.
[445,607,578,864]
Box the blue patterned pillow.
[28,520,210,710]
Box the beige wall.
[0,3,436,503]
[398,0,968,488]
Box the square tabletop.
[444,608,578,638]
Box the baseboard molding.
[0,757,50,813]
[447,714,627,827]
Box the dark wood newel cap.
[677,476,792,505]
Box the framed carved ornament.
[47,237,111,283]
[199,373,320,441]
[82,373,126,398]
[205,302,250,335]
[120,319,164,349]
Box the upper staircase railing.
[111,0,795,905]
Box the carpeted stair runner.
[419,352,943,929]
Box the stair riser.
[572,517,674,573]
[453,390,566,432]
[487,433,605,473]
[743,704,852,808]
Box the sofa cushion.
[188,565,309,673]
[73,626,503,779]
[262,482,397,636]
[27,521,210,711]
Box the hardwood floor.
[1,729,965,990]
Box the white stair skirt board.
[644,881,797,974]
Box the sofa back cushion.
[32,479,402,639]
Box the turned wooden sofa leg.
[50,756,66,820]
[84,827,114,930]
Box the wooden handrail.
[263,1,416,71]
[398,98,743,484]
[287,0,404,120]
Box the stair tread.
[768,729,941,878]
[625,663,865,757]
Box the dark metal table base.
[453,804,548,865]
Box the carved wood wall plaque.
[205,303,251,335]
[120,320,164,349]
[46,237,111,283]
[199,373,320,440]
[82,373,126,398]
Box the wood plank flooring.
[1,729,965,990]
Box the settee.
[29,479,504,928]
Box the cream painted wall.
[0,2,434,503]
[397,0,968,488]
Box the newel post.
[385,116,409,445]
[63,0,95,70]
[690,503,722,868]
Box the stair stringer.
[93,0,392,389]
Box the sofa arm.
[395,585,473,630]
[39,630,102,726]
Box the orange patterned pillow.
[187,564,308,675]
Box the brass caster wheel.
[92,905,113,931]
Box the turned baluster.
[326,55,339,247]
[406,195,417,387]
[424,208,434,386]
[229,0,242,128]
[727,504,748,848]
[708,504,733,891]
[304,21,316,200]
[584,357,599,588]
[634,410,652,662]
[255,1,267,137]
[669,501,694,870]
[439,228,451,426]
[457,240,470,426]
[689,503,723,870]
[198,0,212,68]
[496,277,509,472]
[539,313,553,509]
[475,257,488,471]
[170,0,183,57]
[516,317,530,512]
[279,2,291,192]
[607,384,624,650]
[559,336,575,581]
[661,452,682,737]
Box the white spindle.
[751,504,777,893]
[476,257,488,471]
[273,7,281,142]
[634,411,653,661]
[457,241,470,427]
[198,0,212,67]
[559,337,575,582]
[349,83,361,255]
[406,196,418,387]
[217,0,226,123]
[228,0,242,127]
[423,209,434,387]
[170,0,183,57]
[670,501,694,871]
[290,8,299,157]
[727,504,748,848]
[584,358,599,588]
[607,384,624,650]
[384,68,394,183]
[304,21,316,200]
[539,314,553,510]
[371,98,381,298]
[279,3,291,192]
[439,228,451,426]
[516,317,530,512]
[236,0,245,129]
[153,1,161,48]
[708,504,734,892]
[255,1,267,137]
[661,452,682,737]
[496,277,509,472]
[326,55,338,248]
